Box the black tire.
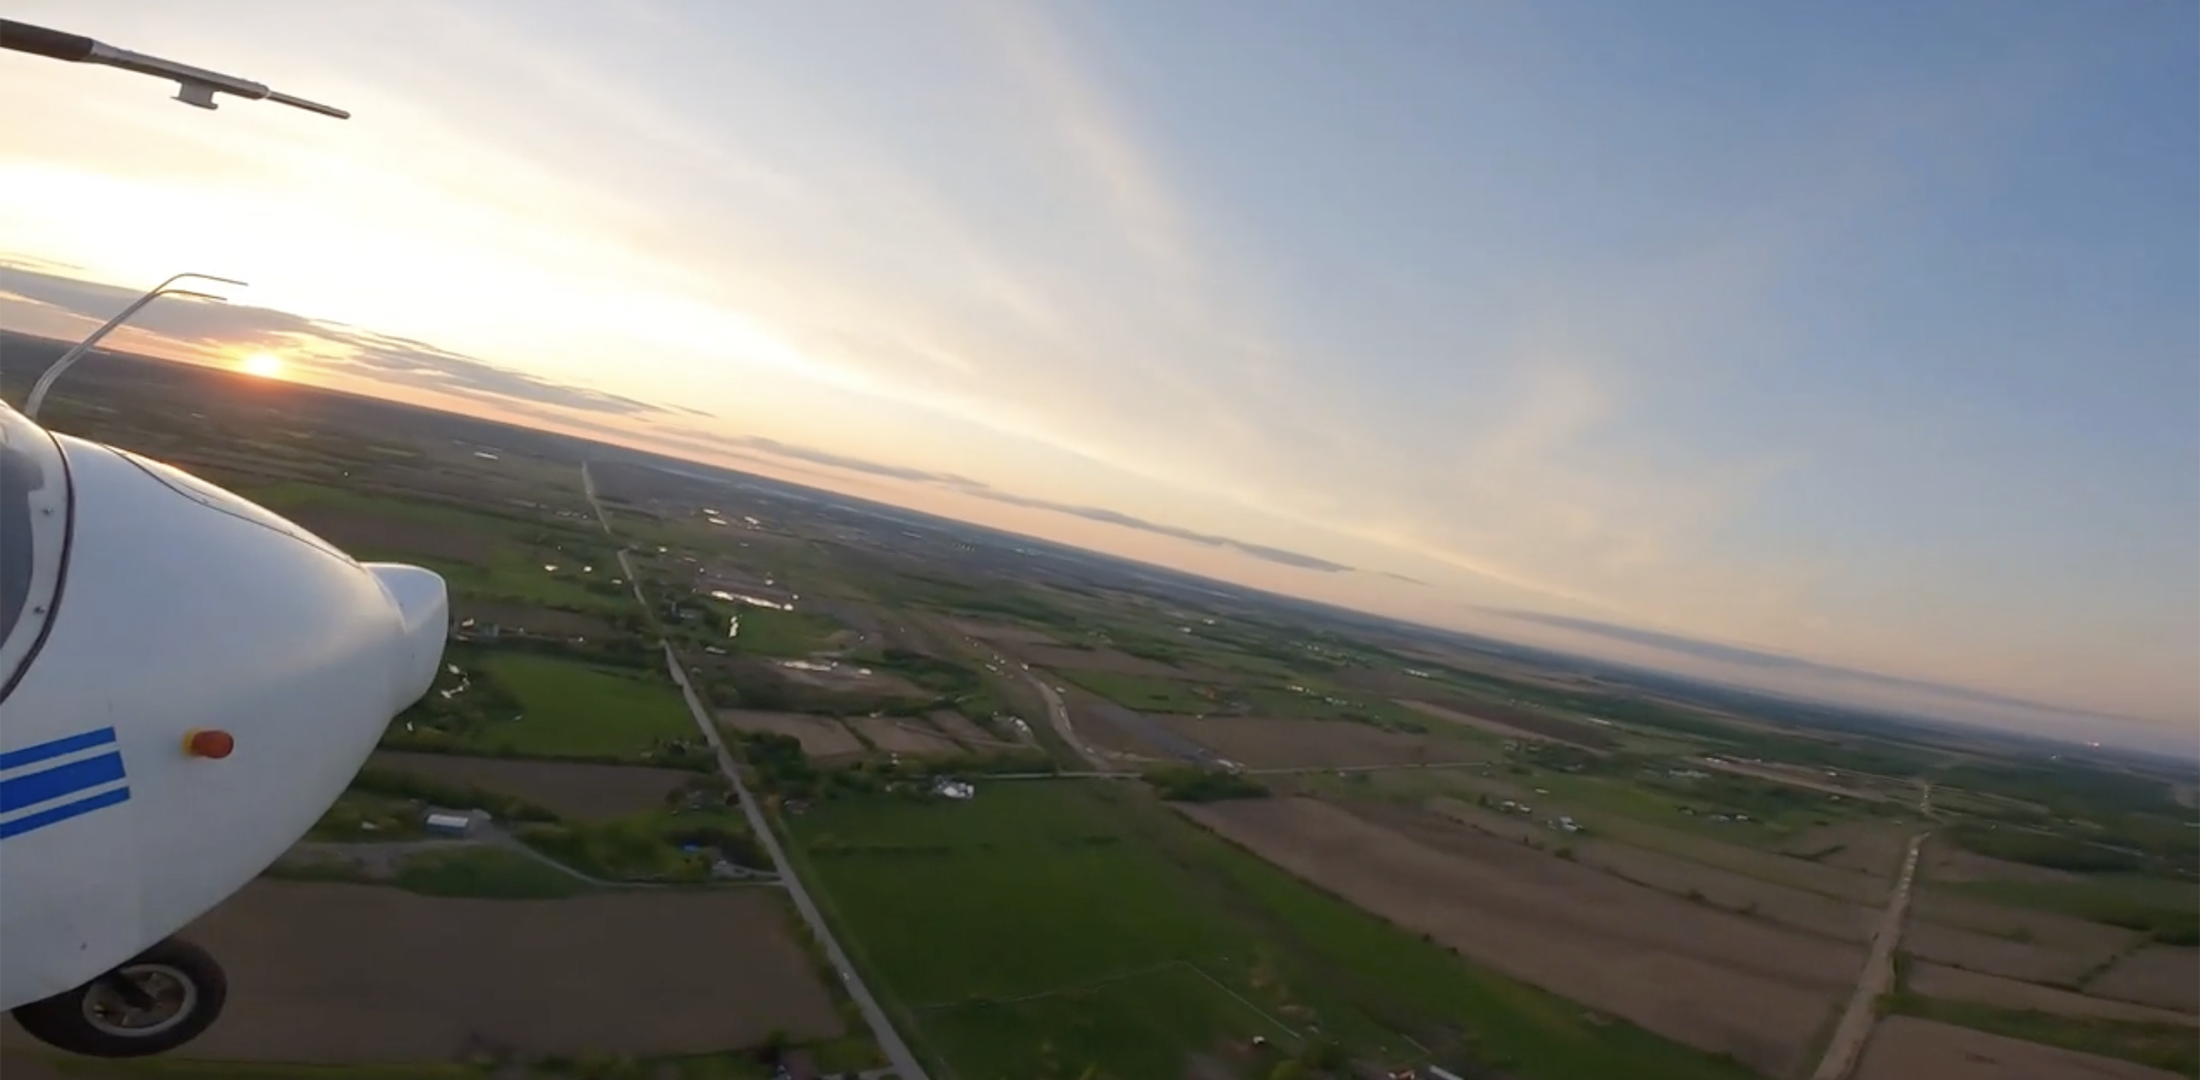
[11,937,228,1058]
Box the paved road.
[661,644,924,1079]
[580,462,924,1080]
[1811,830,1929,1080]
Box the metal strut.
[0,19,350,119]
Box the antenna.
[0,19,349,119]
[23,273,247,421]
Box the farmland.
[370,751,700,821]
[392,652,701,762]
[1856,1016,2187,1080]
[1906,962,2196,1026]
[162,881,839,1064]
[720,709,868,757]
[1159,715,1479,769]
[786,780,1763,1080]
[1179,796,1858,1077]
[10,344,2196,1080]
[2091,947,2200,1014]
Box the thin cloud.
[580,410,1356,575]
[727,435,983,488]
[960,0,1194,282]
[938,480,1352,573]
[0,266,1351,578]
[0,262,689,420]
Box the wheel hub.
[81,964,197,1038]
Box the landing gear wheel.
[11,938,228,1058]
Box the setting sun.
[239,352,285,379]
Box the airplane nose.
[366,563,447,713]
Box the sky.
[1,1,2194,753]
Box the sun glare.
[239,352,285,379]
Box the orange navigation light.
[183,729,235,760]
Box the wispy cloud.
[957,0,1194,283]
[0,261,681,420]
[3,258,1352,575]
[937,481,1354,573]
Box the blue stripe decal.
[0,727,117,771]
[0,751,127,814]
[0,786,130,841]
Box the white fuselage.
[0,402,445,1008]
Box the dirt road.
[1026,673,1104,769]
[1812,830,1930,1080]
[949,627,1103,770]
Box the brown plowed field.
[1054,685,1174,758]
[1179,797,1857,1077]
[717,710,865,757]
[1553,812,1893,905]
[1162,716,1469,769]
[1379,798,1882,944]
[1908,962,2198,1025]
[285,507,501,563]
[1394,699,1612,751]
[1910,889,2141,969]
[846,717,963,756]
[1855,1015,2184,1080]
[1905,920,2106,984]
[154,881,837,1062]
[2089,946,2200,1013]
[1779,821,1911,877]
[924,709,1020,748]
[369,751,695,820]
[1922,841,2087,885]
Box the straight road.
[1811,830,1929,1080]
[580,462,926,1080]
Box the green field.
[788,781,1759,1080]
[466,653,698,759]
[1943,875,2200,944]
[1516,769,1863,847]
[428,547,632,614]
[242,480,631,614]
[727,606,843,657]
